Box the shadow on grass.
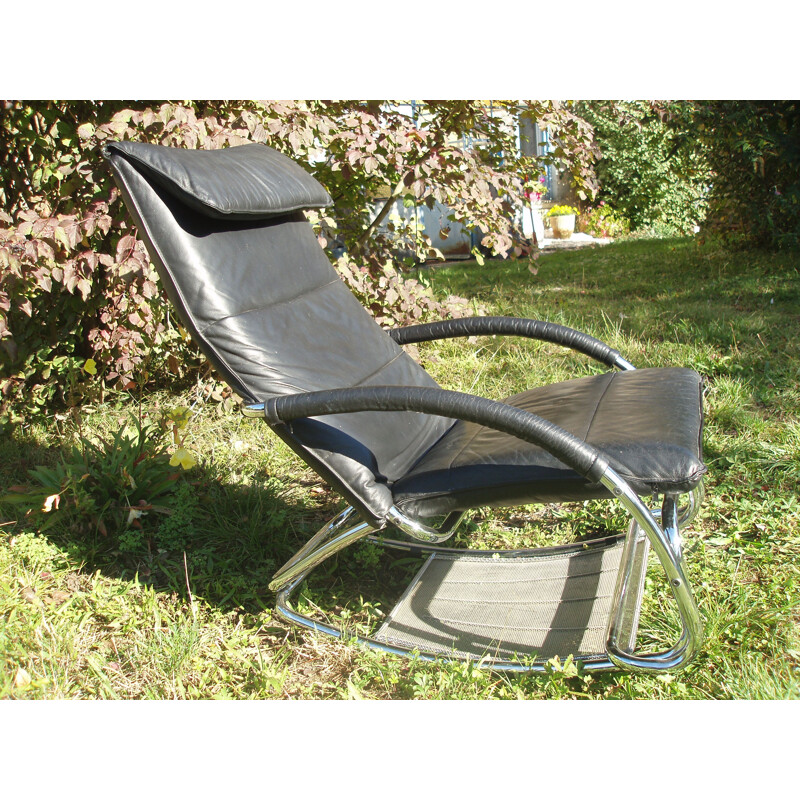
[0,429,342,617]
[5,239,799,681]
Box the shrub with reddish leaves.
[0,100,598,426]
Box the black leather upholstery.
[264,384,613,485]
[393,368,706,516]
[104,141,706,529]
[105,141,332,219]
[104,141,451,525]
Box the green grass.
[2,237,799,699]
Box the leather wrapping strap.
[388,316,622,368]
[264,386,610,486]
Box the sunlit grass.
[2,237,799,699]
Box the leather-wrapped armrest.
[387,316,634,370]
[258,385,610,484]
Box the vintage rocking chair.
[104,140,706,673]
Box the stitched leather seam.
[270,379,313,394]
[353,351,404,387]
[198,278,339,334]
[415,376,607,474]
[433,421,487,472]
[583,372,616,444]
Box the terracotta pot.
[550,213,575,239]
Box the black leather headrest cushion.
[104,141,332,220]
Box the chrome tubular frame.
[677,480,705,527]
[270,509,621,673]
[251,347,705,672]
[268,476,705,673]
[601,470,704,671]
[385,506,459,544]
[268,506,375,592]
[268,506,461,593]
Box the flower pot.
[526,203,546,244]
[550,214,575,240]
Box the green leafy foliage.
[2,411,181,539]
[119,479,199,554]
[680,100,800,249]
[0,101,218,427]
[575,101,710,235]
[579,203,631,238]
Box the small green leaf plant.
[119,479,199,554]
[2,402,199,545]
[546,205,579,217]
[579,203,631,238]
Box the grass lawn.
[2,236,799,700]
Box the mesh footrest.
[374,535,648,664]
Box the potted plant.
[546,204,579,239]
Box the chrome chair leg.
[602,470,704,671]
[269,507,375,592]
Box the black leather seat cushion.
[392,367,705,517]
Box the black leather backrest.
[104,142,451,525]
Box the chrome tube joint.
[268,506,375,592]
[613,354,637,371]
[267,503,458,594]
[385,506,459,544]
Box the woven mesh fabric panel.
[374,539,629,663]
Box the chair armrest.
[247,384,704,673]
[387,316,635,370]
[253,385,610,484]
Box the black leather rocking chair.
[104,140,706,673]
